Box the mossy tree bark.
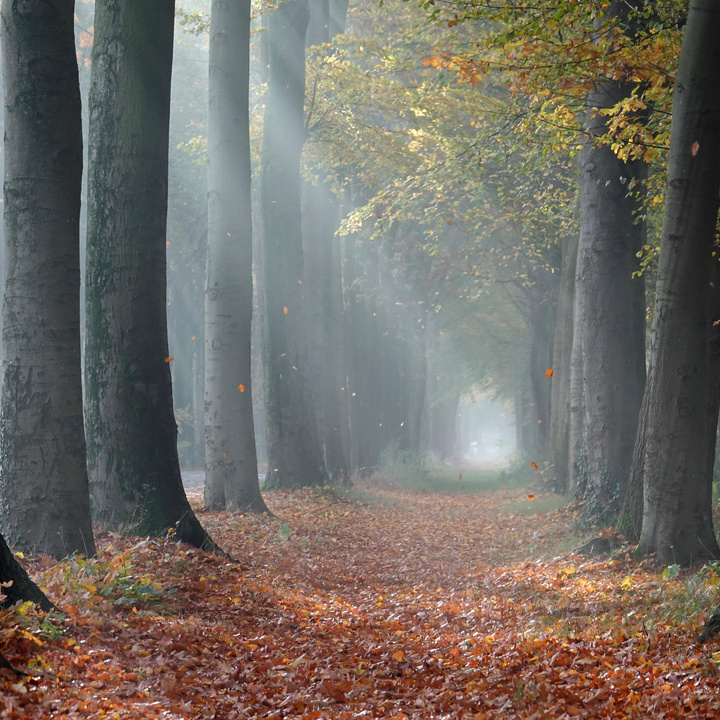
[0,0,95,558]
[638,0,720,565]
[85,0,214,549]
[204,0,269,513]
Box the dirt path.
[4,485,720,718]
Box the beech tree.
[85,0,213,549]
[0,0,95,558]
[302,0,351,484]
[204,0,268,512]
[637,0,720,566]
[261,0,327,488]
[573,2,647,520]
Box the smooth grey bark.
[322,198,351,481]
[261,0,327,488]
[639,0,720,565]
[616,374,650,541]
[577,67,646,517]
[567,234,586,495]
[303,184,351,483]
[329,0,349,37]
[85,0,215,550]
[0,0,95,558]
[528,295,554,451]
[549,233,578,492]
[204,0,268,513]
[302,0,351,484]
[407,329,427,454]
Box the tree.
[0,0,95,558]
[0,532,51,611]
[549,232,578,491]
[637,0,720,566]
[572,2,647,520]
[260,0,327,489]
[85,0,214,549]
[204,0,269,512]
[302,1,352,484]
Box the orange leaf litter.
[3,483,720,718]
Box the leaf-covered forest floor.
[3,477,720,718]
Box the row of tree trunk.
[0,0,215,605]
[545,0,720,566]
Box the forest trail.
[2,482,720,718]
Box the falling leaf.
[283,307,288,315]
[691,141,700,156]
[166,241,171,247]
[165,356,174,362]
[238,385,245,392]
[527,494,535,500]
[545,368,554,378]
[298,280,303,285]
[531,461,538,469]
[392,650,404,662]
[458,473,463,480]
[191,336,196,340]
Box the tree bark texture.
[638,0,720,565]
[261,0,327,489]
[577,74,646,518]
[0,0,95,558]
[204,0,268,512]
[85,0,213,549]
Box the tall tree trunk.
[549,233,578,492]
[616,373,650,542]
[85,0,214,550]
[0,0,95,558]
[528,296,554,452]
[261,0,327,488]
[405,321,427,454]
[322,197,351,483]
[577,57,646,518]
[302,0,351,484]
[567,235,586,495]
[204,0,268,513]
[329,0,349,37]
[638,0,720,565]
